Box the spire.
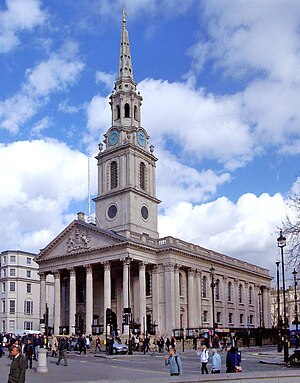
[118,5,134,81]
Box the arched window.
[239,284,243,303]
[202,276,207,298]
[110,161,118,189]
[124,103,130,118]
[228,281,232,302]
[146,272,151,296]
[249,286,253,305]
[215,279,220,300]
[116,105,120,119]
[140,162,146,190]
[134,105,138,120]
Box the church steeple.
[118,6,134,81]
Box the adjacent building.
[36,12,272,337]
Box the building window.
[10,255,16,263]
[202,276,207,298]
[240,314,244,325]
[2,269,6,277]
[179,273,183,296]
[2,320,5,333]
[110,161,118,189]
[216,312,221,323]
[10,268,16,277]
[26,270,31,278]
[249,314,253,324]
[2,256,6,265]
[1,300,5,314]
[26,283,31,293]
[10,282,15,292]
[26,257,31,265]
[24,321,33,330]
[146,272,152,296]
[228,281,232,302]
[229,313,233,324]
[134,105,137,120]
[140,162,146,190]
[203,310,208,322]
[124,103,130,118]
[249,286,253,305]
[9,300,15,314]
[116,105,120,119]
[238,284,243,303]
[24,300,33,315]
[215,279,220,300]
[2,282,5,293]
[9,320,15,331]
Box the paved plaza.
[0,346,297,383]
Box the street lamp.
[276,261,282,352]
[210,266,216,337]
[292,268,299,349]
[277,230,288,362]
[125,255,133,355]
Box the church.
[36,12,272,337]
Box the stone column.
[244,282,249,327]
[223,276,228,328]
[54,271,61,334]
[103,261,111,329]
[39,272,46,332]
[69,268,76,335]
[139,262,146,332]
[234,279,239,327]
[85,265,93,335]
[196,270,202,327]
[151,265,159,331]
[188,269,195,328]
[174,266,180,329]
[164,262,175,335]
[123,260,129,309]
[262,286,271,328]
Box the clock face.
[108,129,119,146]
[137,130,146,147]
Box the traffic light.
[106,308,112,325]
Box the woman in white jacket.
[197,345,209,374]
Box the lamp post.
[125,255,133,355]
[276,261,282,352]
[277,230,288,362]
[210,266,216,337]
[292,268,299,349]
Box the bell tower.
[94,8,160,238]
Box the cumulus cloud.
[158,192,288,273]
[0,0,46,53]
[0,139,96,252]
[0,44,85,133]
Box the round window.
[107,204,117,219]
[141,206,149,220]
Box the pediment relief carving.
[67,228,91,253]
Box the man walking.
[23,339,34,370]
[56,337,68,367]
[164,347,182,376]
[211,348,221,373]
[7,344,26,383]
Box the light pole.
[125,255,133,355]
[276,261,282,352]
[210,266,216,338]
[292,268,299,349]
[277,230,288,362]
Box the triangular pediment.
[36,220,126,262]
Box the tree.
[283,194,300,268]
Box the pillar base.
[36,348,48,373]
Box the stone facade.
[36,12,272,337]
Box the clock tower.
[94,10,160,238]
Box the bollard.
[36,348,48,373]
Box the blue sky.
[1,0,300,280]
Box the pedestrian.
[32,334,41,361]
[94,336,101,354]
[23,339,34,370]
[79,335,86,355]
[56,337,68,367]
[226,346,241,373]
[192,335,197,350]
[211,348,221,373]
[198,345,209,374]
[164,347,182,376]
[50,335,57,357]
[7,344,26,383]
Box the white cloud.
[0,0,46,53]
[0,46,85,133]
[0,140,95,252]
[158,192,288,272]
[95,71,116,90]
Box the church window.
[141,206,149,220]
[146,272,151,296]
[107,204,117,220]
[124,103,130,118]
[140,162,146,190]
[110,161,118,189]
[116,105,120,119]
[134,105,137,120]
[228,281,232,302]
[202,276,207,298]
